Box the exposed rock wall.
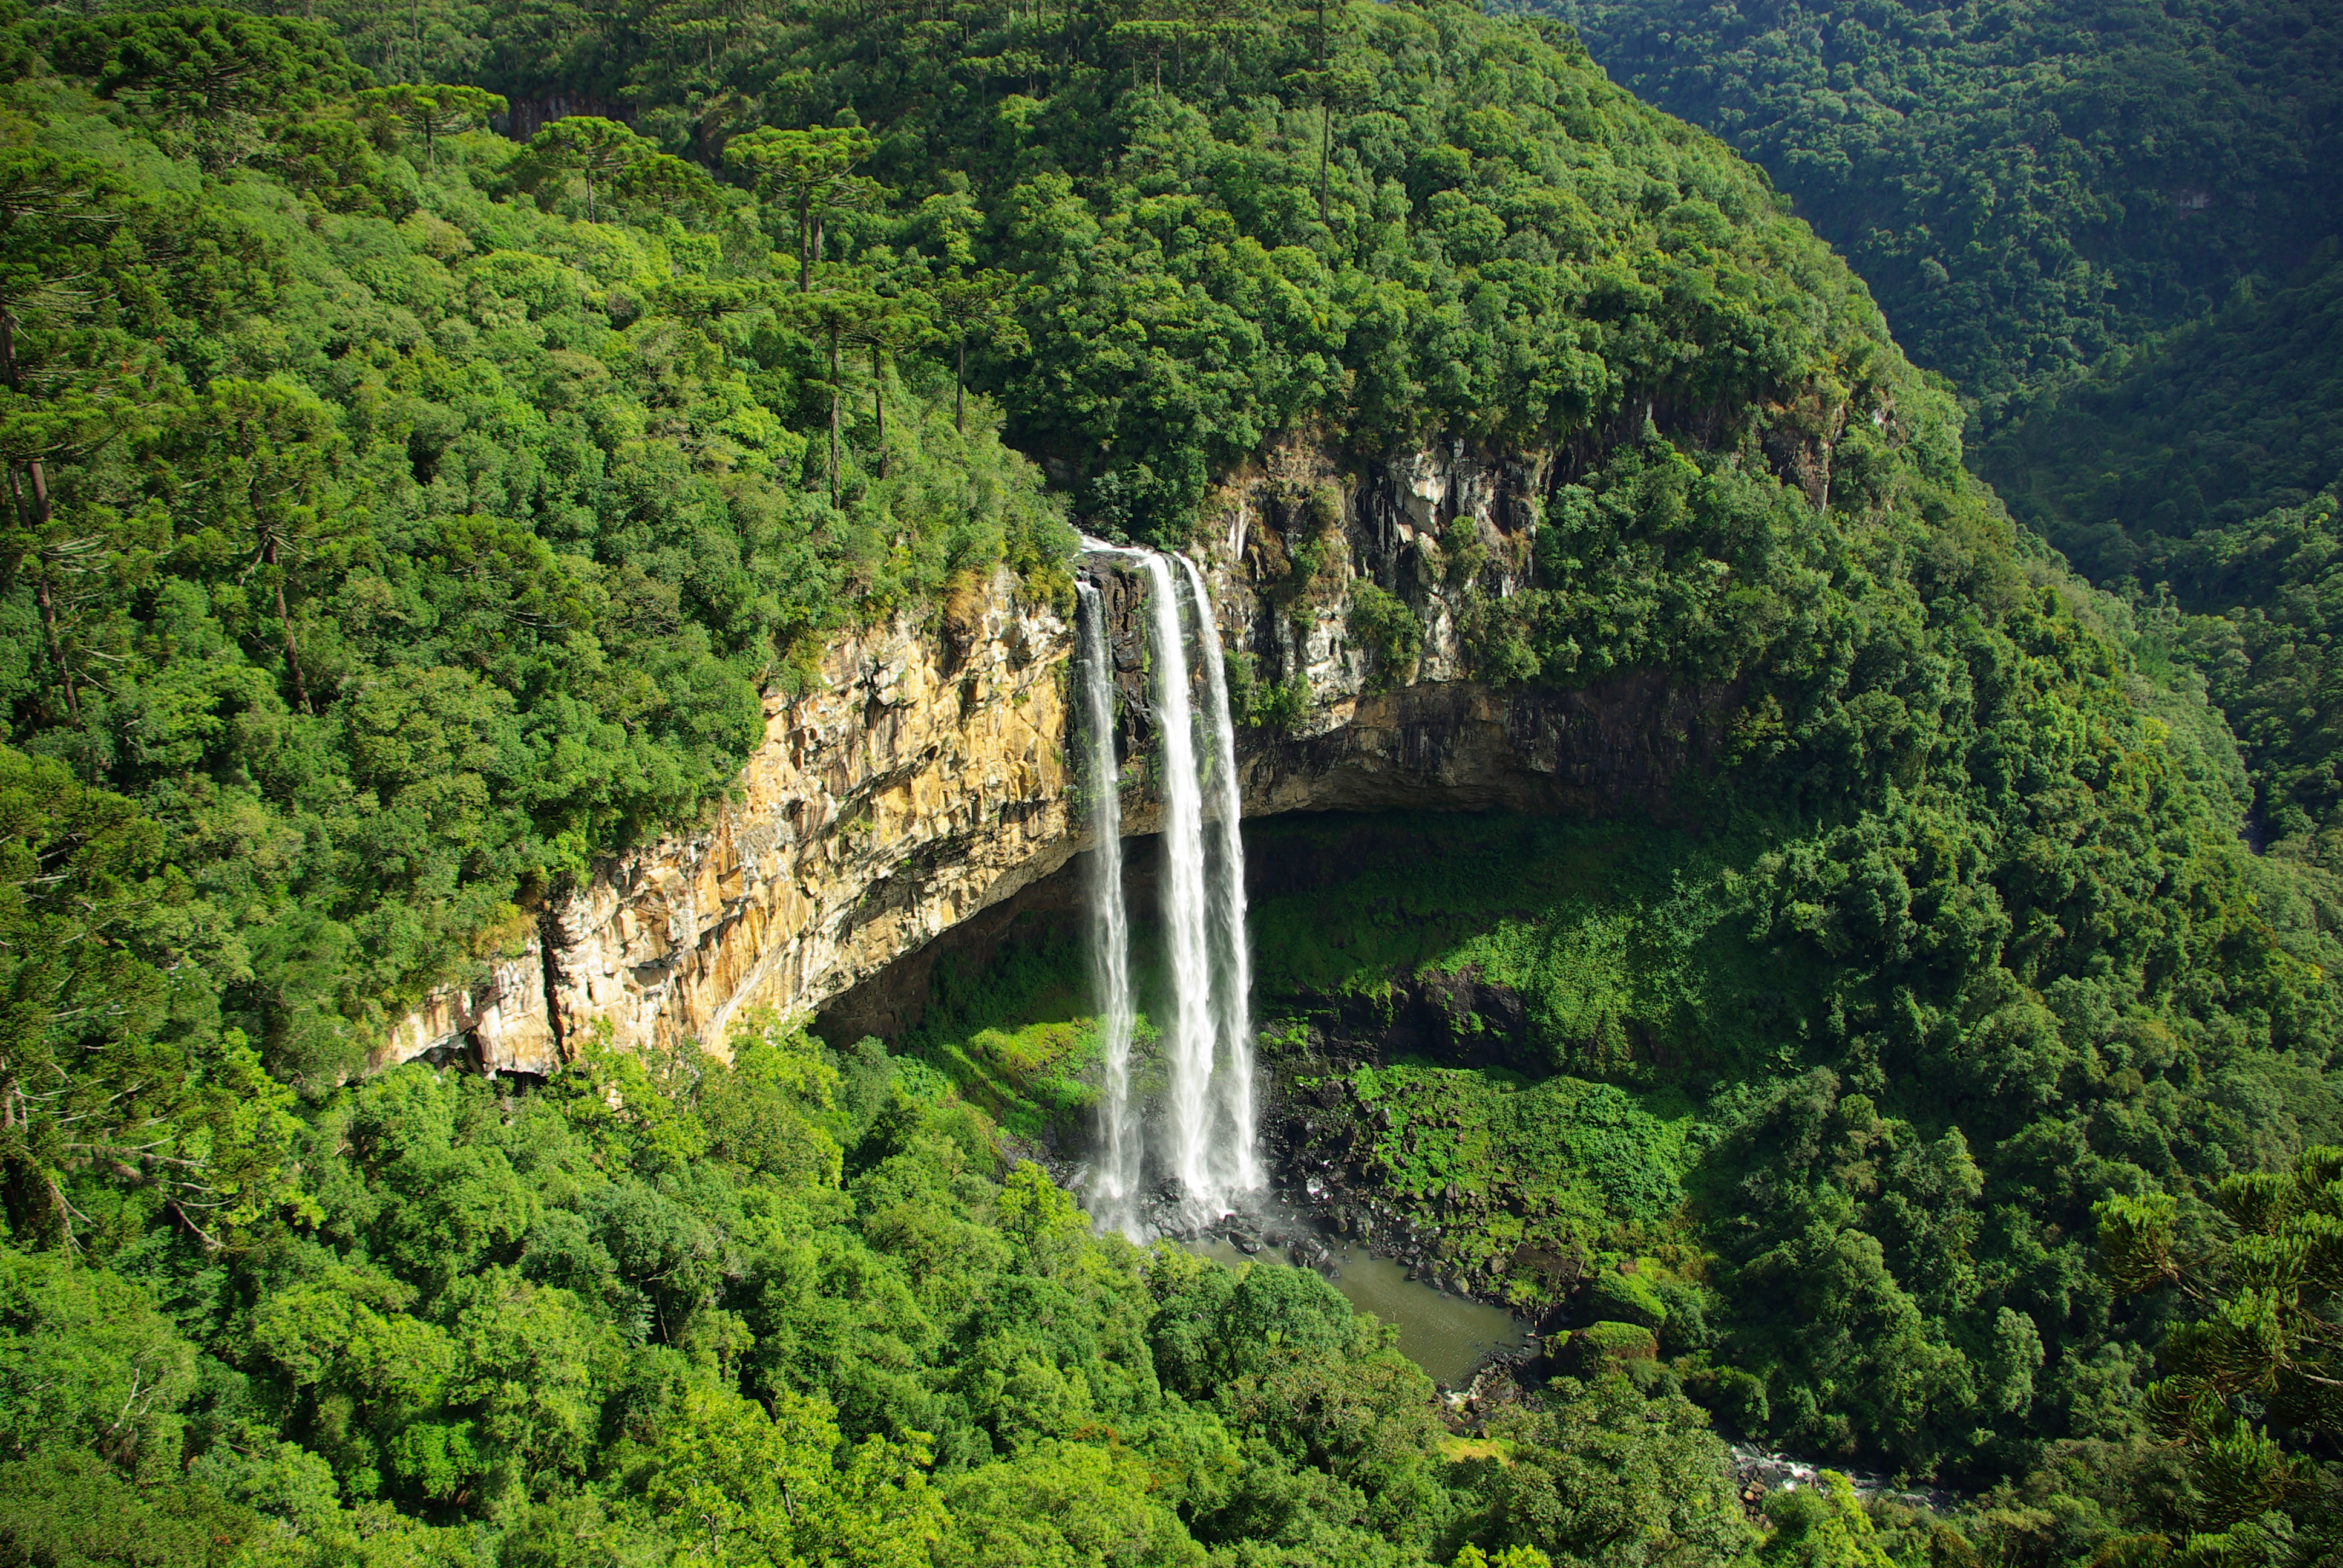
[384,438,1739,1071]
[378,569,1078,1073]
[1097,436,1732,820]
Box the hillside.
[2,4,2340,1567]
[1553,0,2343,860]
[1556,0,2343,421]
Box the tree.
[515,116,650,223]
[46,8,363,169]
[1757,1471,1898,1568]
[0,147,149,726]
[2097,1152,2343,1560]
[179,377,349,714]
[612,149,732,223]
[786,284,887,506]
[356,82,508,168]
[943,1440,1199,1568]
[844,289,936,478]
[1282,59,1373,221]
[723,124,880,293]
[0,1243,198,1474]
[0,750,303,1249]
[46,9,360,120]
[1106,17,1184,91]
[992,1160,1087,1278]
[650,1384,944,1568]
[0,1449,259,1568]
[1470,1376,1755,1567]
[1453,1550,1551,1568]
[931,267,1025,434]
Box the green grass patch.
[1299,1058,1714,1298]
[899,918,1187,1139]
[1249,812,1810,1080]
[901,924,1108,1138]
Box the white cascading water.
[1076,539,1260,1231]
[1175,554,1259,1198]
[1075,583,1140,1232]
[1138,551,1221,1211]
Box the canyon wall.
[381,440,1737,1073]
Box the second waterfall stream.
[1075,541,1259,1235]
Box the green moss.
[1570,1321,1662,1371]
[894,926,1121,1138]
[1293,1054,1710,1304]
[1587,1271,1670,1331]
[1248,812,1802,1082]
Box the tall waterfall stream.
[1076,542,1258,1232]
[1073,580,1139,1225]
[1075,542,1536,1391]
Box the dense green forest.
[1978,250,2343,554]
[1552,0,2343,420]
[4,2,2341,1566]
[1555,0,2343,861]
[1974,252,2343,850]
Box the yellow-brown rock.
[379,566,1076,1073]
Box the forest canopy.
[1553,0,2343,423]
[2,4,2340,1567]
[1,0,1958,1082]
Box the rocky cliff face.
[383,439,1737,1073]
[1095,436,1735,820]
[378,573,1078,1073]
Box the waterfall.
[1075,583,1139,1232]
[1077,540,1260,1231]
[1138,552,1220,1212]
[1175,554,1258,1198]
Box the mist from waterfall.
[1076,541,1259,1232]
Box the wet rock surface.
[1728,1444,1961,1514]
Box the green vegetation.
[1308,1059,1706,1281]
[0,1002,1765,1566]
[1973,252,2343,848]
[205,0,1934,549]
[1555,0,2343,875]
[1249,815,1769,1082]
[1,8,1069,1086]
[4,1,2341,1564]
[2096,1146,2343,1564]
[1977,252,2343,552]
[2145,485,2343,849]
[1555,0,2343,419]
[1246,807,2341,1498]
[896,926,1131,1138]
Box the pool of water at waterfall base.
[1184,1236,1531,1387]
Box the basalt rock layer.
[384,440,1739,1071]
